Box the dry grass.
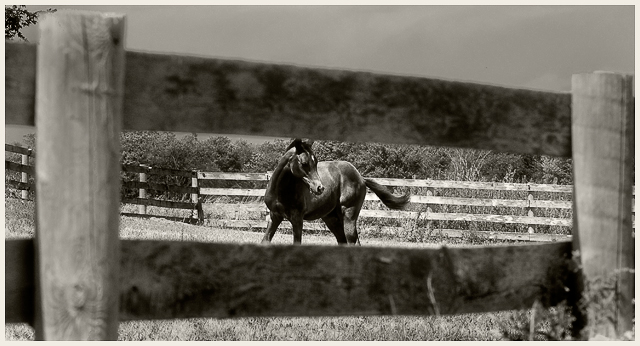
[116,313,515,341]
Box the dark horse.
[261,139,410,245]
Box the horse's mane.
[267,139,313,194]
[285,138,313,154]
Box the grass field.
[5,197,573,341]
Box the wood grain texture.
[571,72,635,338]
[5,41,572,157]
[5,239,574,323]
[3,237,571,322]
[118,240,574,320]
[33,11,125,340]
[120,52,570,157]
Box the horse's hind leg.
[322,210,347,244]
[343,206,361,246]
[261,212,283,244]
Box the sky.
[4,4,636,145]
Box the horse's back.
[318,160,363,183]
[317,161,366,205]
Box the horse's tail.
[364,179,410,210]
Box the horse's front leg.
[290,212,304,244]
[262,212,283,244]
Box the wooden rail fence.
[4,10,634,341]
[11,144,635,242]
[5,143,35,199]
[120,163,204,224]
[199,171,579,242]
[201,173,635,242]
[5,147,204,224]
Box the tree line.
[10,131,574,200]
[16,131,572,185]
[124,131,573,184]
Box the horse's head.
[286,139,325,196]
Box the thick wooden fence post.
[571,72,634,339]
[34,11,125,340]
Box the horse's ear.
[286,138,304,153]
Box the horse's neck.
[267,149,295,197]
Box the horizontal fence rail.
[121,164,195,177]
[121,197,196,210]
[5,161,34,175]
[359,210,572,226]
[203,188,575,208]
[6,41,573,158]
[5,143,35,157]
[122,181,198,195]
[199,171,579,192]
[6,238,574,324]
[6,180,33,191]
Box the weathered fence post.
[34,10,125,340]
[21,151,29,200]
[571,72,634,339]
[425,186,435,232]
[526,185,535,240]
[191,171,198,209]
[192,171,204,223]
[139,166,147,215]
